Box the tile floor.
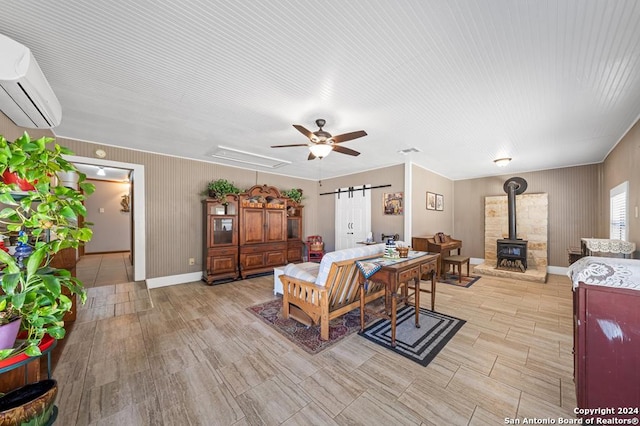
[51,261,578,425]
[76,252,133,288]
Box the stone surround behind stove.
[474,193,548,283]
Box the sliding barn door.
[335,185,371,250]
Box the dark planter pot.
[0,379,58,426]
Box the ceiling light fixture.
[96,167,106,176]
[309,144,332,158]
[493,157,512,167]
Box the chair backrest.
[306,235,322,244]
[428,233,451,244]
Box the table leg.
[359,282,365,332]
[431,270,436,311]
[414,277,421,328]
[391,289,397,347]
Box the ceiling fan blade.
[293,125,314,139]
[270,143,309,148]
[332,145,361,156]
[307,152,316,160]
[332,130,367,143]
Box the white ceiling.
[2,1,640,181]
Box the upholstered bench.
[442,255,470,283]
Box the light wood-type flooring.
[53,264,577,425]
[76,252,133,288]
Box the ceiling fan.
[271,119,367,160]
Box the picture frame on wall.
[436,193,444,211]
[426,192,436,210]
[383,192,403,215]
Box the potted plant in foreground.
[0,132,94,360]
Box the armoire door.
[265,209,286,242]
[240,208,265,244]
[335,185,371,250]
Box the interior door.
[335,185,371,250]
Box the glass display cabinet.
[202,195,239,284]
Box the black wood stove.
[496,177,528,272]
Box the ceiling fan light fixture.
[309,144,332,158]
[494,157,512,167]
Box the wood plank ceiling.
[1,1,640,180]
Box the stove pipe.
[502,177,528,240]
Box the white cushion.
[314,243,386,286]
[283,262,318,283]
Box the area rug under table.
[247,299,376,354]
[439,274,481,288]
[359,305,465,366]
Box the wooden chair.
[280,254,386,340]
[306,235,325,263]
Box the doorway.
[65,155,146,282]
[335,185,371,250]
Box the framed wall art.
[426,192,436,210]
[436,193,444,211]
[383,192,403,215]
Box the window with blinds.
[610,181,628,240]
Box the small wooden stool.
[443,255,470,283]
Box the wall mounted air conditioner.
[0,33,61,128]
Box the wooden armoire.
[202,184,303,284]
[239,185,288,278]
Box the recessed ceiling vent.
[210,146,291,169]
[397,147,421,155]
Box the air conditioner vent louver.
[0,33,62,128]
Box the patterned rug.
[247,299,376,354]
[439,274,481,288]
[359,305,465,366]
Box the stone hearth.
[473,262,547,283]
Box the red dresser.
[570,257,640,420]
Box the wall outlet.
[188,258,195,265]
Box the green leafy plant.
[0,132,95,360]
[0,301,19,325]
[205,179,241,202]
[282,188,304,204]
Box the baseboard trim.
[146,272,202,289]
[547,265,569,276]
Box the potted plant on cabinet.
[281,188,303,204]
[282,188,304,216]
[0,132,94,360]
[204,179,241,203]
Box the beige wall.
[5,108,638,274]
[317,165,405,252]
[84,180,132,253]
[603,119,640,255]
[453,165,602,267]
[411,163,454,238]
[0,113,316,279]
